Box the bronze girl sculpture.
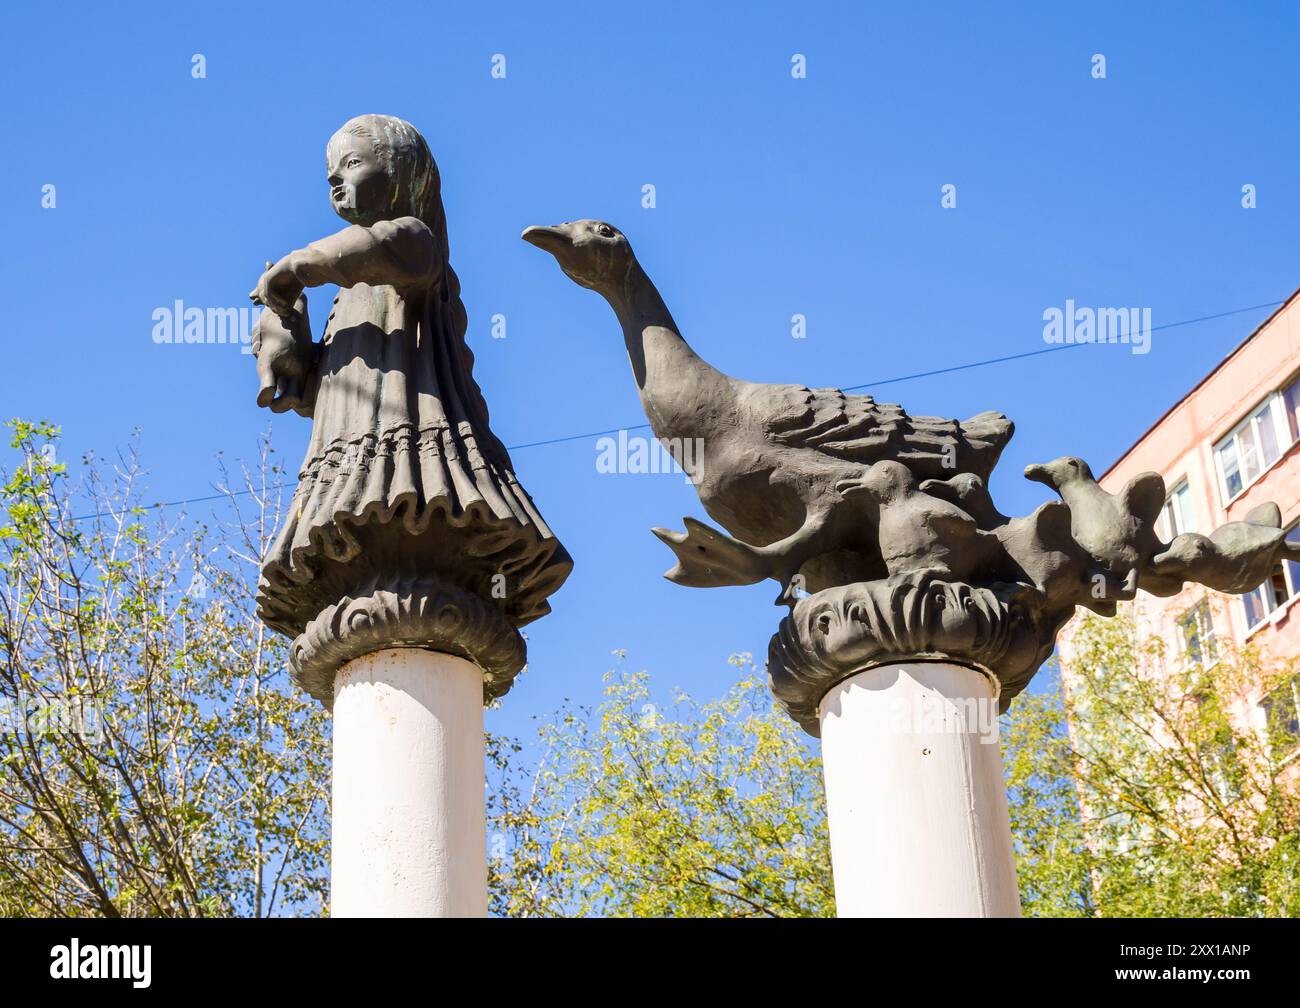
[251,115,570,703]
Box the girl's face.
[326,131,394,225]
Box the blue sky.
[4,1,1299,739]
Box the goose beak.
[521,225,570,254]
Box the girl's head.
[326,114,442,235]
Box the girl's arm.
[251,216,440,317]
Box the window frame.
[1214,389,1294,505]
[1176,598,1218,670]
[1158,479,1194,540]
[1241,521,1300,632]
[1260,673,1300,765]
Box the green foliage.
[495,617,1300,918]
[487,654,834,917]
[1004,612,1300,917]
[0,420,329,917]
[1001,673,1098,916]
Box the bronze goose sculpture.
[522,219,1011,602]
[525,220,1300,718]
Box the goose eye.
[597,224,614,238]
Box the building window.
[1214,390,1293,502]
[1287,524,1300,596]
[1261,674,1300,763]
[1241,524,1300,630]
[1177,600,1217,668]
[1158,480,1194,539]
[1283,376,1300,440]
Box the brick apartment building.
[1056,286,1300,763]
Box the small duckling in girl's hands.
[250,262,317,415]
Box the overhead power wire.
[66,299,1284,521]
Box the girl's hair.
[330,115,504,460]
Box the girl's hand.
[249,255,305,319]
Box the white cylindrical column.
[818,661,1020,917]
[331,647,487,917]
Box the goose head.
[522,220,633,293]
[1024,456,1094,492]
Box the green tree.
[492,617,1300,918]
[0,421,329,917]
[1001,670,1098,916]
[1005,612,1300,917]
[487,654,834,917]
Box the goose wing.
[1119,471,1167,525]
[750,383,1013,482]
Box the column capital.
[768,574,1060,736]
[290,574,526,709]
